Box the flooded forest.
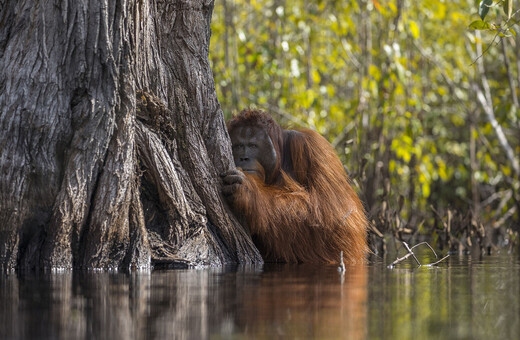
[1,0,520,339]
[210,0,520,255]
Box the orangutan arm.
[222,169,316,262]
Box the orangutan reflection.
[234,264,367,339]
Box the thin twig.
[337,251,346,273]
[470,8,520,66]
[423,255,450,267]
[470,35,502,67]
[388,252,414,267]
[403,242,421,265]
[410,241,438,258]
[388,241,448,268]
[430,205,444,220]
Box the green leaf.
[478,0,493,20]
[499,29,515,37]
[468,20,491,30]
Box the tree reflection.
[0,265,367,339]
[3,257,519,340]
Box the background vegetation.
[209,0,520,255]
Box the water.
[1,253,519,340]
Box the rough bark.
[0,0,262,271]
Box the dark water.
[1,253,519,340]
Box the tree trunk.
[0,0,262,271]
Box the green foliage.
[478,0,493,20]
[470,0,518,37]
[469,20,492,29]
[210,0,520,246]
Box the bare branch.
[388,241,448,268]
[388,252,415,268]
[474,85,520,177]
[423,255,450,267]
[473,30,520,177]
[403,242,422,265]
[410,242,438,258]
[501,39,519,108]
[493,206,517,228]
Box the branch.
[402,242,421,265]
[473,31,520,177]
[423,255,450,267]
[388,251,415,268]
[492,206,517,228]
[331,121,356,148]
[470,35,502,67]
[480,189,512,207]
[388,241,449,268]
[470,7,520,66]
[500,39,519,108]
[473,84,520,177]
[410,241,438,258]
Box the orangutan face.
[229,125,277,182]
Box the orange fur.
[228,109,368,264]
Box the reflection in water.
[368,254,520,340]
[232,264,367,339]
[0,265,366,340]
[1,254,519,340]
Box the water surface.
[1,253,519,339]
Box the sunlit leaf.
[369,64,381,81]
[389,160,396,173]
[409,20,420,39]
[422,183,431,198]
[501,165,512,176]
[371,0,382,12]
[402,135,413,146]
[312,69,321,83]
[468,20,491,30]
[386,2,397,13]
